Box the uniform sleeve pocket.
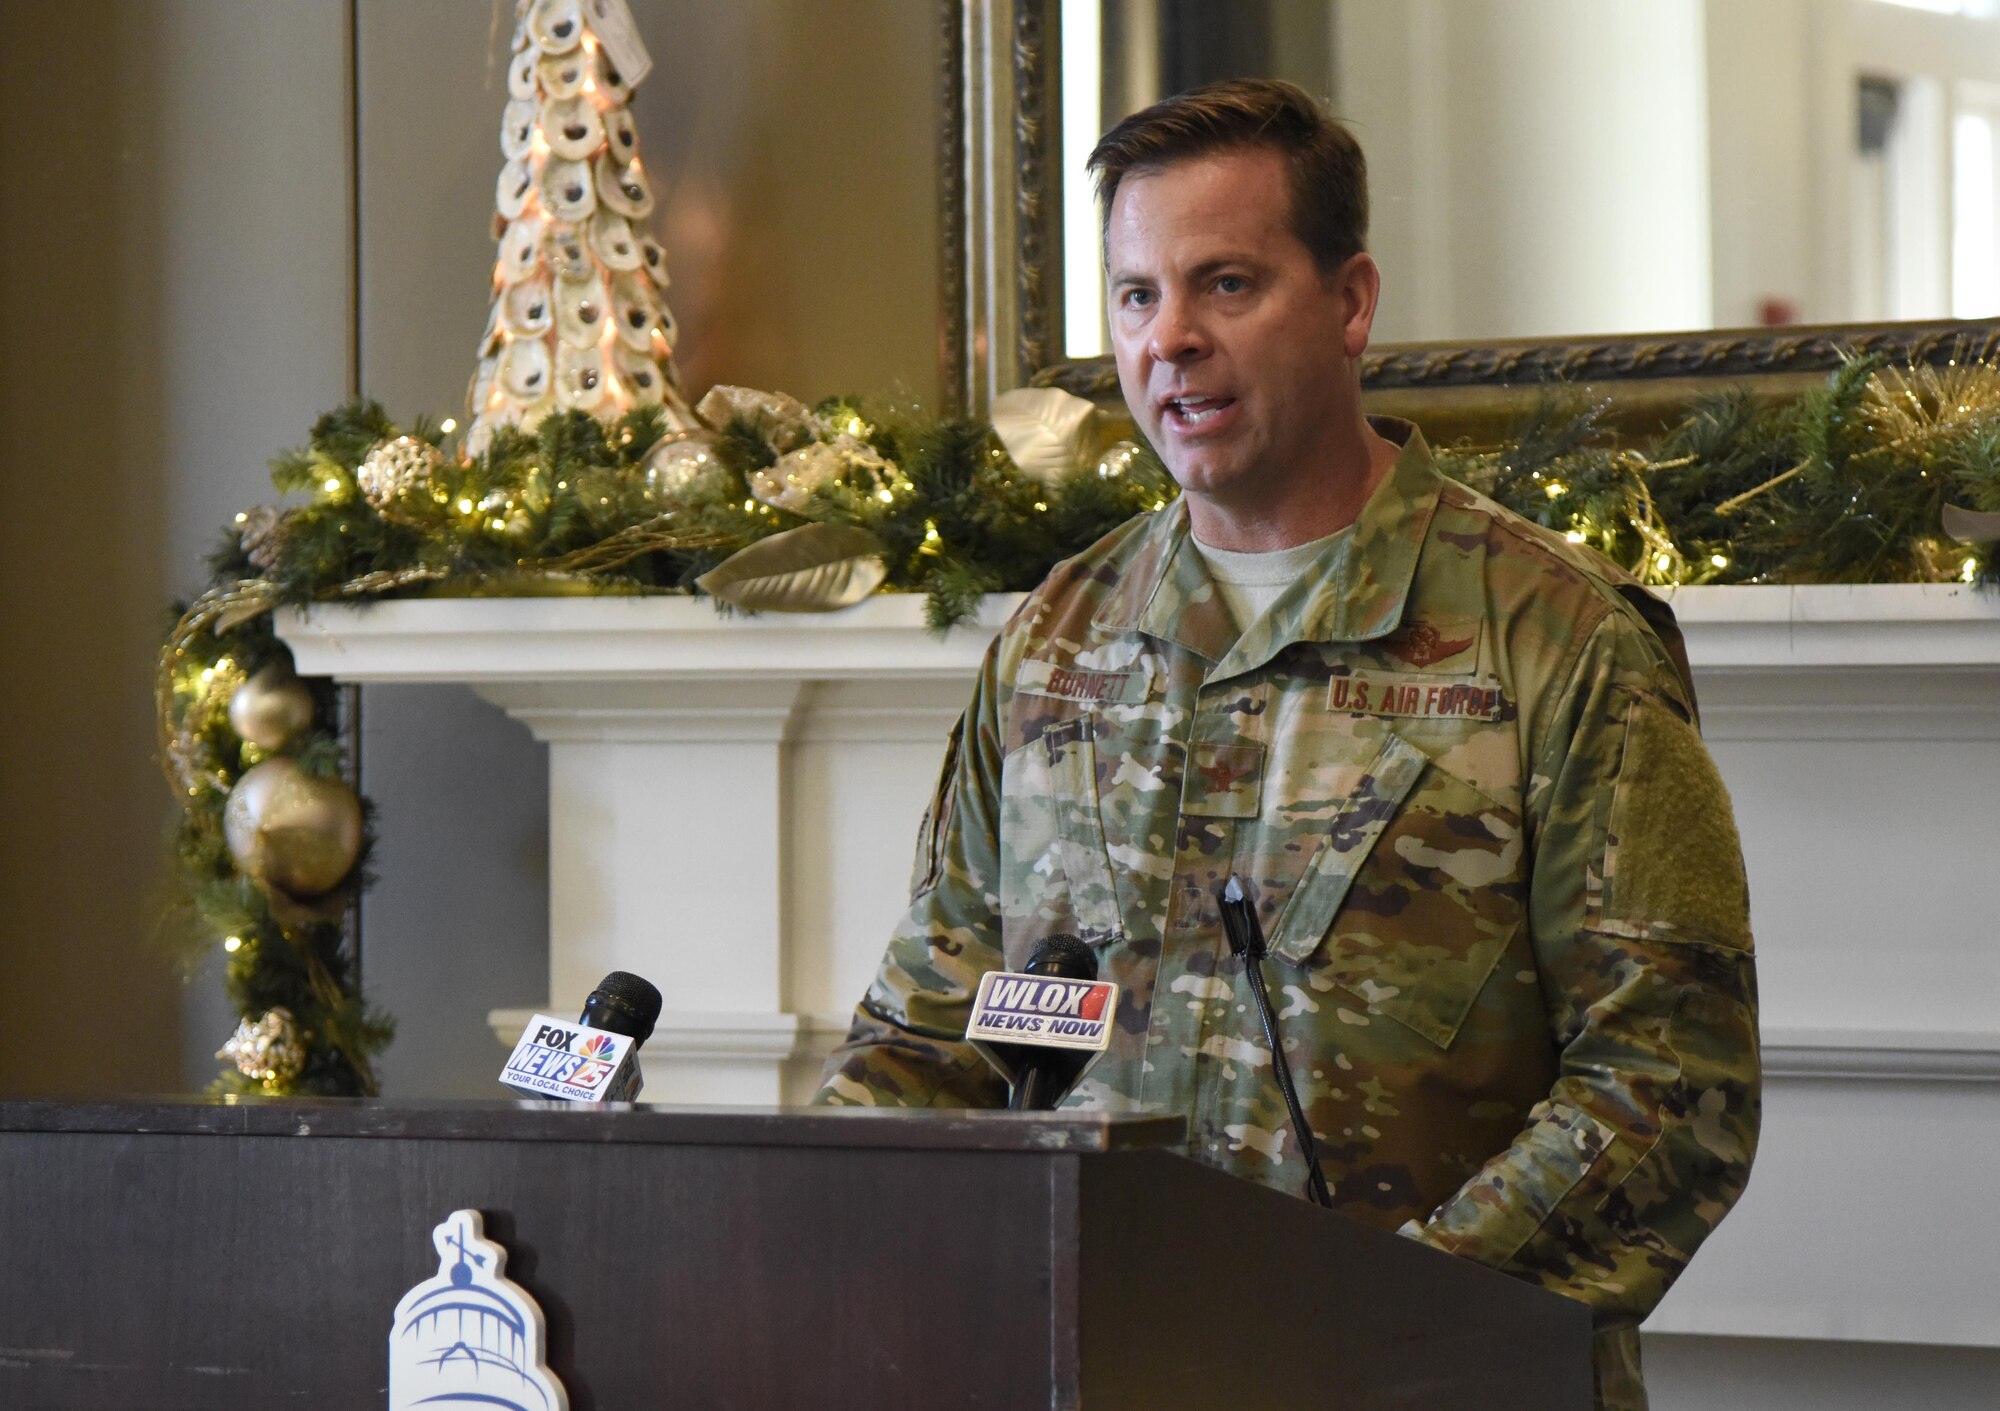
[1421,1101,1618,1267]
[1271,732,1526,1049]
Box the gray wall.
[0,0,939,1097]
[1645,1334,2000,1411]
[0,1,352,1094]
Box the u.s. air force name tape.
[499,1013,640,1102]
[966,972,1119,1052]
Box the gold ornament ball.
[227,664,315,751]
[223,758,364,898]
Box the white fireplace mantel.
[283,591,1015,1104]
[281,582,2000,1347]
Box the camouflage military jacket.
[816,422,1760,1410]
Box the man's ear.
[1335,252,1381,359]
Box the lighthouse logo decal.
[390,1209,567,1411]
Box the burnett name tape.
[966,972,1119,1052]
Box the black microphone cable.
[1216,877,1333,1209]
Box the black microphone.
[580,970,663,1045]
[992,936,1103,1111]
[578,971,661,1101]
[498,970,664,1103]
[1007,936,1099,1111]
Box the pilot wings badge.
[390,1209,568,1411]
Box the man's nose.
[1146,293,1210,364]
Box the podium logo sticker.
[391,1209,566,1411]
[499,1013,634,1101]
[967,972,1118,1051]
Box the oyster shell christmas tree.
[466,0,696,457]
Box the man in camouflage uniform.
[815,79,1758,1410]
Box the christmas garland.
[162,353,2000,1095]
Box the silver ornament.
[227,664,314,751]
[639,431,725,503]
[223,758,364,899]
[217,1008,306,1086]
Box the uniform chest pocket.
[1265,731,1525,1048]
[1000,711,1128,943]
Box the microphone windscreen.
[1024,934,1097,982]
[580,971,663,1045]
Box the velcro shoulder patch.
[1603,694,1752,950]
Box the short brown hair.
[1086,78,1368,274]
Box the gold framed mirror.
[941,0,2000,440]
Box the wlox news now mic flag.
[965,969,1119,1088]
[500,1013,644,1102]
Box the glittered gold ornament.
[217,1007,306,1086]
[223,757,364,898]
[356,435,447,525]
[227,663,315,751]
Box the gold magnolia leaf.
[694,522,889,612]
[1942,502,2000,544]
[990,386,1113,485]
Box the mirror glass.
[1059,0,2000,358]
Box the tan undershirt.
[1190,525,1355,631]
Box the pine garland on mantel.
[160,352,2000,1094]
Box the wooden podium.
[0,1099,1590,1409]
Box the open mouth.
[1161,395,1236,431]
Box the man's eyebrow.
[1185,255,1260,279]
[1107,255,1261,286]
